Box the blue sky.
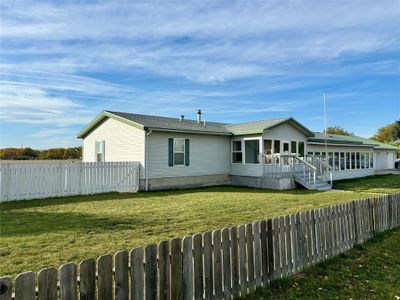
[1,0,399,149]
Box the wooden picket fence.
[0,161,140,202]
[0,193,399,300]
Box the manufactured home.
[78,110,398,191]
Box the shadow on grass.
[333,174,400,191]
[0,185,321,211]
[0,210,145,237]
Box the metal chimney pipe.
[180,115,184,122]
[197,109,202,123]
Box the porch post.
[260,138,264,176]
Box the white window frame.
[95,140,105,162]
[173,138,185,166]
[231,140,243,164]
[243,137,261,165]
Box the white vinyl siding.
[82,117,146,178]
[147,131,230,178]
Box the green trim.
[185,139,190,166]
[308,138,365,146]
[77,111,144,138]
[168,138,174,166]
[232,130,263,136]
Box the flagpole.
[324,92,329,183]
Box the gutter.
[145,129,152,191]
[307,142,375,148]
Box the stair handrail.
[263,154,317,188]
[307,155,334,186]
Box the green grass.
[333,174,400,194]
[240,227,400,299]
[0,175,399,278]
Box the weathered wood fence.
[0,193,399,300]
[0,161,140,202]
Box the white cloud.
[1,1,399,82]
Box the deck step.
[294,177,332,191]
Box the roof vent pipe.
[180,115,184,122]
[197,109,202,123]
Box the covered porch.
[230,136,332,190]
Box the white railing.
[0,161,140,202]
[305,155,334,184]
[263,154,333,189]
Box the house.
[77,110,398,191]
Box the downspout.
[145,129,152,191]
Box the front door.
[282,141,290,154]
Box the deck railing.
[263,154,333,188]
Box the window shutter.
[185,139,190,166]
[168,138,174,166]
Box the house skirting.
[231,175,296,190]
[140,174,231,191]
[332,169,374,180]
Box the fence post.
[0,277,12,300]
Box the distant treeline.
[0,147,82,160]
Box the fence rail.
[0,161,140,202]
[0,193,399,300]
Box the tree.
[0,148,22,159]
[63,147,82,159]
[46,148,67,159]
[325,126,353,136]
[371,120,400,143]
[21,147,39,158]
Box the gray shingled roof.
[77,110,315,137]
[224,118,290,134]
[108,111,295,135]
[107,111,231,134]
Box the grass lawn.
[333,174,400,194]
[0,175,399,278]
[241,227,400,299]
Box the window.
[283,142,290,153]
[245,140,260,164]
[95,140,105,162]
[334,152,339,170]
[315,152,321,156]
[173,138,185,165]
[351,152,356,169]
[308,151,314,156]
[340,152,345,170]
[291,141,297,154]
[370,152,374,168]
[264,140,272,155]
[298,142,305,157]
[356,152,361,169]
[365,153,369,169]
[361,153,365,169]
[346,152,350,170]
[274,140,280,154]
[328,152,334,168]
[232,141,242,163]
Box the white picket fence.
[0,161,140,202]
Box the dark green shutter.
[185,139,190,166]
[168,138,174,166]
